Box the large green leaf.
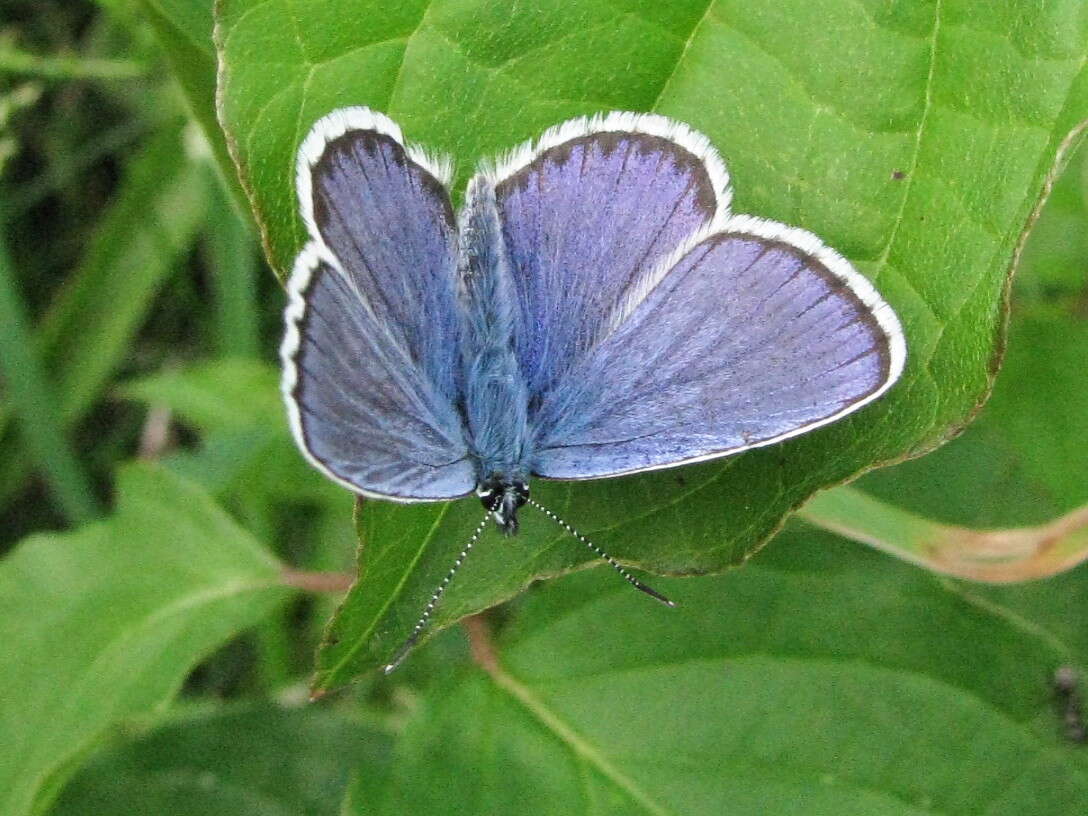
[347,539,1088,814]
[212,0,1088,685]
[859,137,1088,529]
[794,142,1088,581]
[53,703,391,816]
[0,464,289,816]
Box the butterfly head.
[477,477,529,536]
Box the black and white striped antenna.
[383,504,494,674]
[382,497,675,673]
[525,497,676,608]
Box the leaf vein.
[871,0,942,283]
[650,0,715,110]
[487,663,679,816]
[320,502,452,682]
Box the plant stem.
[280,569,354,593]
[0,48,147,81]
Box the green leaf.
[348,537,1088,815]
[0,463,290,816]
[119,358,283,433]
[0,47,148,81]
[119,359,344,506]
[53,703,391,816]
[839,135,1088,664]
[213,0,1088,685]
[121,359,359,685]
[858,134,1088,528]
[37,119,211,422]
[205,178,261,358]
[1015,139,1088,301]
[0,234,99,523]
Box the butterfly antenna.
[383,504,495,674]
[526,498,676,607]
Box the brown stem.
[137,403,173,460]
[280,568,354,593]
[462,612,500,675]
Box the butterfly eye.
[513,481,529,507]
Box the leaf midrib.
[650,0,715,109]
[485,659,678,816]
[320,502,453,682]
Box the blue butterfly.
[281,108,905,670]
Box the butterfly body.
[458,177,532,532]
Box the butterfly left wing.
[282,108,475,501]
[529,216,906,479]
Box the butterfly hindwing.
[530,216,906,479]
[282,109,474,501]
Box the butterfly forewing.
[303,112,461,400]
[482,114,731,397]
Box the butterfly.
[281,108,906,670]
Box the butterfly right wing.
[282,109,475,501]
[529,220,906,480]
[476,112,903,480]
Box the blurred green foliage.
[0,1,1086,814]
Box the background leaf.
[0,463,290,816]
[856,135,1088,529]
[0,233,98,523]
[135,0,248,209]
[53,703,391,816]
[33,119,209,423]
[118,359,357,667]
[119,358,283,433]
[838,137,1088,671]
[346,539,1088,815]
[214,0,1088,684]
